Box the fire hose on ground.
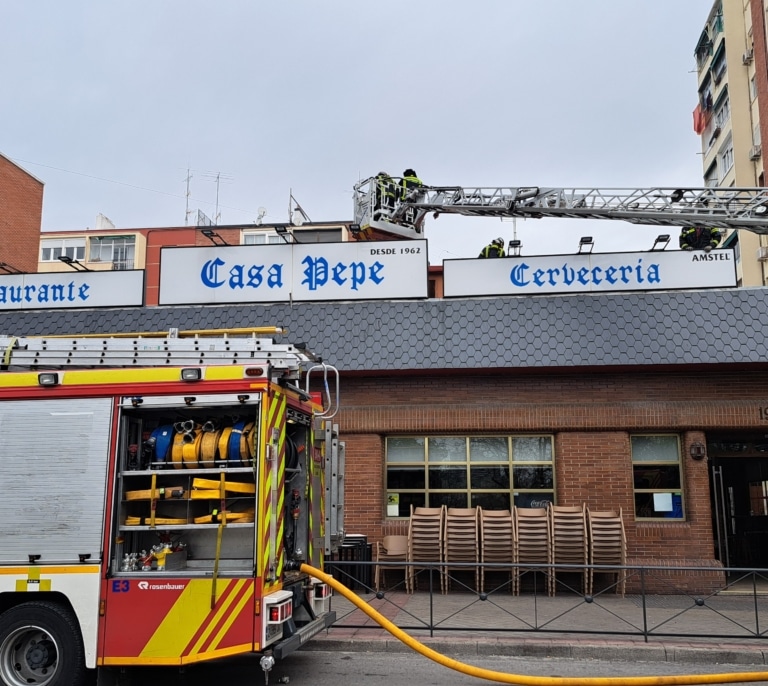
[301,563,768,686]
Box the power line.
[8,156,256,218]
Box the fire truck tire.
[0,600,88,686]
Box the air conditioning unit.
[758,246,768,261]
[743,48,754,65]
[750,144,762,160]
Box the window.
[719,137,734,177]
[385,435,554,516]
[40,239,85,262]
[243,232,284,245]
[89,236,135,268]
[713,95,730,130]
[751,75,758,101]
[631,435,684,520]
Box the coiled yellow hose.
[301,563,768,686]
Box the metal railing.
[324,559,768,642]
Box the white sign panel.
[159,241,428,304]
[0,270,144,310]
[443,250,737,297]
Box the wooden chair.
[479,508,514,593]
[444,507,480,592]
[374,535,409,592]
[549,504,588,595]
[408,505,446,593]
[587,507,627,596]
[513,507,553,596]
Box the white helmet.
[493,237,504,247]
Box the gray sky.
[2,1,709,262]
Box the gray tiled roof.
[1,288,766,372]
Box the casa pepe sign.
[442,249,737,297]
[159,241,429,304]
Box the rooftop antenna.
[289,189,311,226]
[256,207,267,225]
[183,168,194,226]
[203,171,233,225]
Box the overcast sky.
[2,1,709,262]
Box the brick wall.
[335,369,768,567]
[0,156,43,273]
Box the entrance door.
[708,434,768,571]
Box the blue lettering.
[369,261,384,284]
[267,265,283,288]
[229,265,245,289]
[561,264,575,285]
[619,266,632,283]
[350,262,366,291]
[332,262,347,287]
[647,264,661,283]
[604,267,617,284]
[247,265,264,288]
[302,256,329,291]
[201,258,226,288]
[591,267,602,285]
[546,268,560,286]
[577,267,589,285]
[509,263,530,286]
[532,269,545,287]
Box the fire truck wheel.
[0,600,88,686]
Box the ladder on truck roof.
[0,327,319,381]
[353,176,768,240]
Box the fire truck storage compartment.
[113,393,262,576]
[0,397,112,564]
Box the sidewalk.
[306,587,768,667]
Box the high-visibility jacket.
[479,244,505,258]
[679,226,721,250]
[401,174,423,200]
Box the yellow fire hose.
[301,563,768,686]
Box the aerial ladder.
[352,175,768,241]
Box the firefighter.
[679,224,722,252]
[373,171,396,219]
[479,237,506,258]
[400,168,423,201]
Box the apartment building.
[695,0,768,285]
[0,153,44,274]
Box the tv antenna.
[256,207,267,225]
[289,189,311,227]
[183,168,195,226]
[203,171,234,225]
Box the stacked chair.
[513,507,553,596]
[549,504,588,594]
[478,508,514,593]
[586,508,627,596]
[443,507,481,592]
[407,505,446,593]
[374,534,409,592]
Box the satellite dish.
[292,214,304,227]
[256,207,266,225]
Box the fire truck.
[0,327,344,686]
[353,177,768,241]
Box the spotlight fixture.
[651,234,671,251]
[578,236,594,254]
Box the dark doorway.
[708,434,768,571]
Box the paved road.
[100,650,768,686]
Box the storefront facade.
[4,285,768,578]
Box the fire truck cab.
[0,329,343,686]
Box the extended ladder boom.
[353,176,768,240]
[0,328,317,380]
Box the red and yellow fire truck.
[0,328,344,686]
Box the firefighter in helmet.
[479,237,506,258]
[679,224,721,252]
[373,171,396,219]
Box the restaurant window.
[385,435,554,517]
[631,435,684,520]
